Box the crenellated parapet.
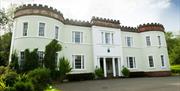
[91,16,120,28]
[64,18,91,27]
[14,4,165,33]
[14,4,65,22]
[137,23,165,32]
[120,26,138,32]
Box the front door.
[106,58,113,77]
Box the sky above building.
[0,0,180,32]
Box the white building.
[10,4,171,77]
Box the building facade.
[10,4,171,77]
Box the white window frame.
[72,55,85,70]
[101,31,114,45]
[38,22,45,36]
[37,51,44,66]
[148,56,155,68]
[72,31,83,44]
[126,36,133,47]
[146,36,151,46]
[160,54,166,68]
[55,26,59,39]
[19,51,25,68]
[126,56,136,69]
[22,22,28,36]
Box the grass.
[170,65,180,74]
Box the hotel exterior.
[10,4,171,77]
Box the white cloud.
[1,0,173,28]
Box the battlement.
[91,16,120,28]
[120,26,138,32]
[64,18,91,27]
[14,4,65,22]
[14,4,165,33]
[138,23,164,32]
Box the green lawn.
[171,65,180,73]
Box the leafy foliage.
[95,68,104,78]
[13,81,34,91]
[9,51,19,72]
[27,68,51,91]
[23,49,39,72]
[2,71,18,87]
[44,39,62,71]
[58,57,72,81]
[0,32,12,66]
[121,67,130,77]
[165,32,180,64]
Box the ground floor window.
[20,51,25,68]
[72,55,84,69]
[127,57,136,68]
[148,56,154,67]
[37,51,44,66]
[161,55,165,67]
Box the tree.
[0,32,12,66]
[23,49,39,72]
[43,39,62,71]
[59,57,72,81]
[0,9,8,25]
[165,32,180,64]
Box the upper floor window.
[146,36,151,46]
[160,55,165,67]
[148,56,154,67]
[72,55,84,69]
[158,36,161,46]
[39,23,45,36]
[101,32,114,44]
[72,31,83,43]
[55,26,59,39]
[23,22,28,36]
[126,36,133,47]
[127,57,136,68]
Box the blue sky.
[1,0,180,32]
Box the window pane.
[161,55,165,66]
[146,36,151,46]
[55,26,59,39]
[148,56,154,67]
[129,57,134,68]
[75,55,81,69]
[74,32,81,43]
[127,37,131,47]
[105,33,110,44]
[39,23,45,36]
[23,22,28,36]
[158,36,161,46]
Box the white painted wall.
[10,15,170,75]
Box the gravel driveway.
[55,76,180,91]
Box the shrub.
[9,51,19,72]
[95,68,104,78]
[44,39,62,71]
[27,68,51,91]
[121,67,130,77]
[0,77,6,91]
[58,57,72,81]
[2,71,18,87]
[13,81,34,91]
[4,87,16,91]
[23,49,39,72]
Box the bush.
[121,67,130,77]
[95,68,104,78]
[0,78,6,91]
[171,65,180,74]
[13,81,34,91]
[2,71,18,87]
[58,57,72,81]
[9,51,19,72]
[27,68,51,91]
